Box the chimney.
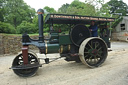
[37,9,44,42]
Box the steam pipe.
[37,9,44,42]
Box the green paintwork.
[46,34,72,54]
[50,33,59,40]
[46,43,70,54]
[59,35,72,45]
[47,44,60,54]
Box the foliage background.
[0,0,128,34]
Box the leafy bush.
[17,21,38,34]
[0,21,16,33]
[43,27,49,33]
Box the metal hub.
[88,49,98,56]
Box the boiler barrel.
[45,43,70,54]
[45,43,60,54]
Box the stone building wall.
[0,34,39,55]
[112,32,128,42]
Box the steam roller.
[10,9,115,77]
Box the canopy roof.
[45,14,115,24]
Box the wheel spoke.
[94,56,97,63]
[88,43,93,49]
[29,55,33,58]
[91,41,93,47]
[97,54,102,58]
[85,47,90,50]
[98,51,103,54]
[90,55,93,59]
[96,57,99,61]
[89,56,93,64]
[98,47,102,51]
[84,55,88,58]
[88,59,92,63]
[86,59,89,61]
[95,42,99,49]
[84,52,89,53]
[86,55,93,63]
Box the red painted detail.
[22,46,29,65]
[59,29,61,33]
[92,49,98,55]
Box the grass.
[0,33,49,36]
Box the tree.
[44,6,56,14]
[3,0,36,29]
[17,21,37,34]
[85,0,104,9]
[0,0,6,22]
[32,14,50,33]
[100,3,111,17]
[66,1,97,16]
[0,21,16,33]
[58,3,70,13]
[107,0,128,16]
[0,8,4,22]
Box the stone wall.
[0,34,39,55]
[0,35,4,54]
[112,32,128,42]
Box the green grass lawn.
[0,33,49,36]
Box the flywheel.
[70,24,91,46]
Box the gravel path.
[0,41,128,85]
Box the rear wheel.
[12,52,39,77]
[79,37,108,68]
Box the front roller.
[11,51,40,77]
[79,37,108,68]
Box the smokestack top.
[37,9,44,14]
